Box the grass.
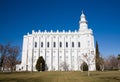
[0,71,120,82]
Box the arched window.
[41,42,43,47]
[47,42,49,48]
[35,42,37,48]
[53,42,56,47]
[60,42,62,47]
[78,42,80,47]
[66,42,68,48]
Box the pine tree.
[95,41,100,70]
[36,56,45,71]
[81,62,88,71]
[117,54,120,70]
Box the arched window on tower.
[78,42,80,47]
[35,42,37,48]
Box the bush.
[81,62,88,71]
[36,56,45,71]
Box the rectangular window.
[78,42,80,47]
[41,42,43,47]
[66,42,68,48]
[53,42,56,47]
[72,42,74,47]
[47,42,49,48]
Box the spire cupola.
[79,11,88,31]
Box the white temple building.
[16,12,96,71]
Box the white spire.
[79,11,88,31]
[81,10,85,17]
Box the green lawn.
[0,71,120,82]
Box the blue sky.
[0,0,120,58]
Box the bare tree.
[0,43,19,72]
[99,56,104,71]
[104,55,118,70]
[0,43,10,71]
[104,58,110,70]
[60,62,69,71]
[109,55,118,70]
[8,46,19,72]
[83,53,95,76]
[83,54,90,76]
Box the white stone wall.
[16,12,96,71]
